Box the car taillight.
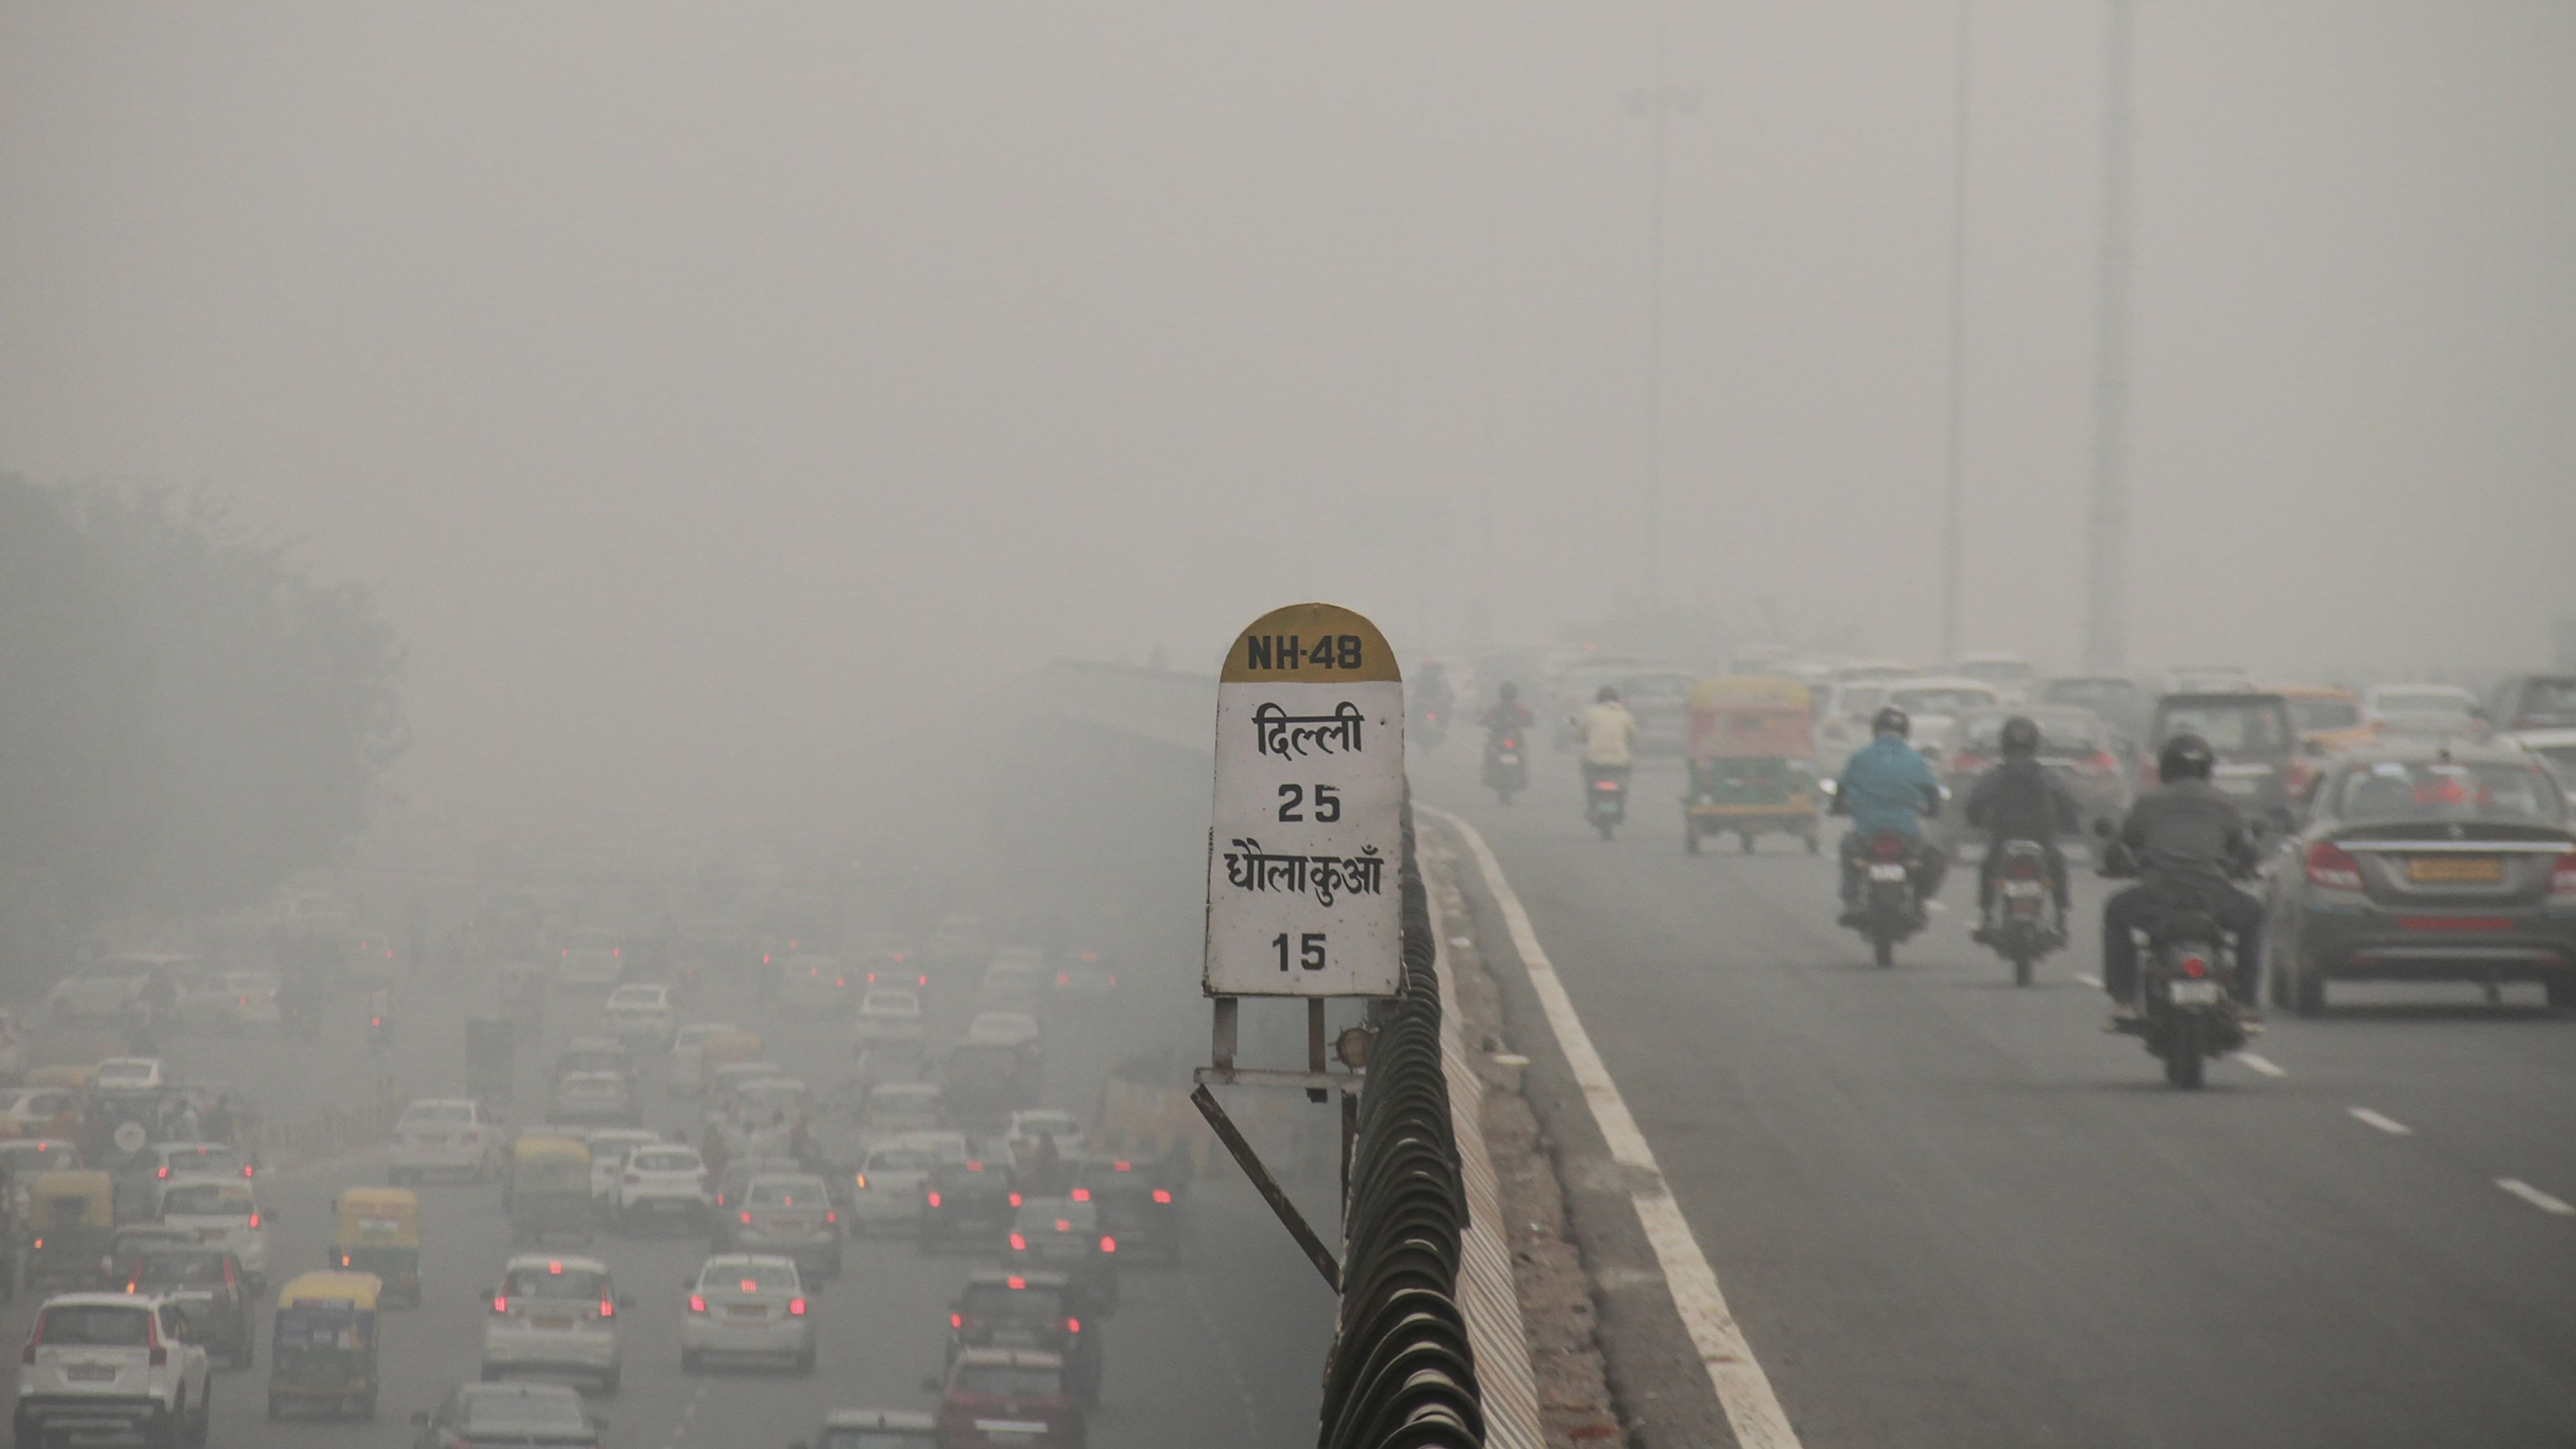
[916,974,928,986]
[2552,853,2576,896]
[1099,1235,1117,1253]
[925,1192,941,1207]
[1151,1188,1172,1204]
[950,1311,964,1329]
[247,1213,259,1228]
[688,1295,706,1314]
[1069,1188,1090,1202]
[1593,778,1619,792]
[1951,753,1989,773]
[739,1210,752,1224]
[243,1165,254,1177]
[1007,1192,1022,1207]
[1054,1219,1072,1232]
[2306,840,2365,891]
[853,1173,868,1190]
[787,1297,806,1316]
[2179,956,2208,979]
[825,1210,837,1224]
[1008,1232,1028,1251]
[492,1296,508,1312]
[157,1166,168,1178]
[339,1254,353,1268]
[1067,1316,1081,1333]
[597,1300,614,1318]
[1057,972,1071,985]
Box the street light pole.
[2084,0,2135,674]
[1640,0,1674,610]
[1939,0,1972,666]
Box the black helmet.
[2158,732,2217,782]
[1999,715,2042,757]
[1595,684,1620,704]
[1871,705,1911,738]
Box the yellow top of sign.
[1220,602,1402,684]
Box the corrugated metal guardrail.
[1317,805,1486,1449]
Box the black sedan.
[2262,745,2576,1016]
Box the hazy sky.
[5,4,2572,825]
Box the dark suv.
[2147,692,2297,826]
[920,1158,1019,1250]
[946,1268,1102,1403]
[1069,1157,1181,1264]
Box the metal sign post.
[1194,602,1403,1289]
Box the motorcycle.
[1848,829,1927,968]
[1483,733,1529,805]
[1584,767,1629,841]
[2095,825,2249,1090]
[1981,839,2064,987]
[1414,704,1451,754]
[366,1013,393,1053]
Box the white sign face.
[1203,605,1406,998]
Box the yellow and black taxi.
[2263,743,2576,1016]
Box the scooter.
[1585,767,1629,841]
[1979,839,2064,987]
[1483,733,1529,805]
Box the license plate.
[2408,856,2503,884]
[727,1305,765,1319]
[1868,864,1909,881]
[2166,980,2222,1005]
[2001,880,2044,897]
[991,1328,1038,1346]
[533,1316,575,1331]
[65,1364,117,1383]
[1498,753,1519,765]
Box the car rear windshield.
[2157,700,2291,753]
[463,1388,590,1428]
[557,1050,625,1075]
[703,1264,795,1293]
[866,1148,939,1172]
[1962,712,2099,753]
[132,1251,226,1286]
[38,1306,150,1346]
[2374,689,2476,715]
[1836,686,1887,717]
[503,1265,608,1299]
[160,1184,252,1215]
[2332,761,2565,823]
[2289,698,2362,732]
[749,1177,828,1206]
[631,1150,698,1172]
[956,1365,1064,1397]
[606,987,662,1007]
[863,992,919,1013]
[962,1284,1066,1319]
[163,1147,243,1173]
[1890,687,1994,717]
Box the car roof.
[825,1409,940,1430]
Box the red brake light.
[2086,749,2117,773]
[247,1213,259,1228]
[157,1167,168,1178]
[2306,840,2365,891]
[1054,1219,1072,1232]
[787,1297,806,1316]
[1113,1160,1131,1171]
[1070,1188,1090,1202]
[492,1296,508,1312]
[2551,853,2576,896]
[597,1300,614,1318]
[2180,956,2208,979]
[1009,1232,1028,1251]
[1066,1316,1081,1333]
[916,974,928,987]
[549,1261,562,1274]
[825,1210,837,1224]
[950,1312,962,1329]
[243,1165,254,1177]
[1006,1276,1026,1289]
[1057,972,1071,985]
[1099,1235,1117,1254]
[739,1210,752,1225]
[966,1160,982,1172]
[925,1192,941,1207]
[1151,1188,1172,1204]
[688,1295,706,1314]
[741,1279,757,1292]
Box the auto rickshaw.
[508,1135,594,1245]
[267,1269,381,1421]
[699,1028,765,1093]
[1684,675,1821,854]
[24,1168,115,1291]
[330,1187,420,1306]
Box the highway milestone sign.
[1203,602,1406,998]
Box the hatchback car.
[153,1177,267,1286]
[2265,746,2576,1015]
[1003,1111,1086,1172]
[930,1348,1084,1449]
[45,957,167,1023]
[1070,1156,1182,1264]
[1047,950,1120,1006]
[391,1100,500,1183]
[120,1244,256,1369]
[850,989,924,1051]
[921,1158,1020,1249]
[947,1269,1103,1405]
[1004,1199,1117,1310]
[582,1130,663,1207]
[610,1143,709,1232]
[2363,683,2491,741]
[848,1133,967,1233]
[412,1381,605,1448]
[681,1254,814,1374]
[93,1058,166,1093]
[2490,674,2576,733]
[482,1255,633,1393]
[734,1173,842,1280]
[600,984,677,1050]
[1937,707,2129,841]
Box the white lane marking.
[2497,1178,2576,1216]
[2074,973,2103,989]
[2349,1108,2413,1137]
[2234,1053,2287,1078]
[1429,804,1805,1449]
[1183,1270,1268,1449]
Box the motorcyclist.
[2101,732,2267,1026]
[1577,685,1639,793]
[1480,681,1532,741]
[1417,659,1456,719]
[366,986,394,1044]
[1830,705,1947,923]
[1965,714,2081,939]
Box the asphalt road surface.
[1428,745,2576,1449]
[11,929,1338,1449]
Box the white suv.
[611,1142,709,1232]
[152,1178,269,1288]
[46,957,168,1023]
[14,1293,212,1447]
[389,1099,500,1184]
[481,1255,632,1393]
[601,984,677,1049]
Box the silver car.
[848,1134,965,1234]
[680,1254,814,1374]
[736,1173,842,1279]
[481,1254,633,1393]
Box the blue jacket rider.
[1832,706,1949,913]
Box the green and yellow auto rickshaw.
[508,1135,594,1245]
[268,1270,381,1421]
[1684,675,1821,854]
[330,1187,420,1306]
[24,1169,115,1292]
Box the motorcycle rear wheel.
[1872,936,1894,969]
[2011,952,2033,989]
[2163,1016,2206,1089]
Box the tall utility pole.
[2084,0,2135,674]
[1636,0,1677,609]
[1938,0,1974,665]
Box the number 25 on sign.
[1203,602,1405,998]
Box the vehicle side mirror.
[920,1375,944,1393]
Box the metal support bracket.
[1191,1083,1340,1292]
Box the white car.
[557,927,624,988]
[612,1142,710,1230]
[965,1011,1041,1048]
[847,1133,966,1233]
[93,1058,166,1093]
[46,956,174,1023]
[850,989,924,1051]
[680,1254,815,1374]
[152,1177,267,1286]
[1003,1110,1086,1170]
[602,983,677,1048]
[482,1254,632,1393]
[667,1022,737,1090]
[775,954,852,1011]
[212,970,282,1031]
[389,1098,500,1183]
[584,1130,663,1204]
[975,949,1048,1014]
[12,1294,212,1448]
[0,1086,80,1134]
